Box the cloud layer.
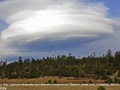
[0,0,119,58]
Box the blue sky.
[0,0,120,61]
[88,0,120,17]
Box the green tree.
[18,56,23,66]
[118,70,120,77]
[114,51,120,68]
[114,77,120,84]
[48,79,52,84]
[106,49,113,64]
[97,86,106,90]
[105,77,113,84]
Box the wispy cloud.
[0,0,119,59]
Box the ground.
[0,77,120,90]
[2,86,120,90]
[0,76,104,84]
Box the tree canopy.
[0,50,120,83]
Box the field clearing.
[0,77,120,90]
[0,77,104,84]
[5,86,120,90]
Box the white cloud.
[0,0,119,59]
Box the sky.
[0,0,120,61]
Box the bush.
[114,77,120,84]
[53,80,57,84]
[105,77,113,84]
[94,75,99,80]
[89,80,92,84]
[97,86,106,90]
[118,70,120,77]
[9,74,19,79]
[101,75,108,80]
[48,79,52,84]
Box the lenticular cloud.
[0,0,118,58]
[1,0,115,42]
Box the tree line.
[0,49,120,83]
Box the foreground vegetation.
[3,86,120,90]
[0,49,120,84]
[0,77,104,84]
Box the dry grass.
[1,77,119,90]
[6,86,120,90]
[0,76,104,84]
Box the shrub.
[97,86,106,90]
[53,80,57,84]
[101,75,108,80]
[89,80,92,84]
[118,70,120,77]
[94,76,99,80]
[48,79,52,84]
[105,77,113,84]
[114,77,120,84]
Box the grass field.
[0,76,104,84]
[4,86,120,90]
[0,77,120,90]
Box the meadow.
[0,77,120,90]
[0,77,104,84]
[4,85,120,90]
